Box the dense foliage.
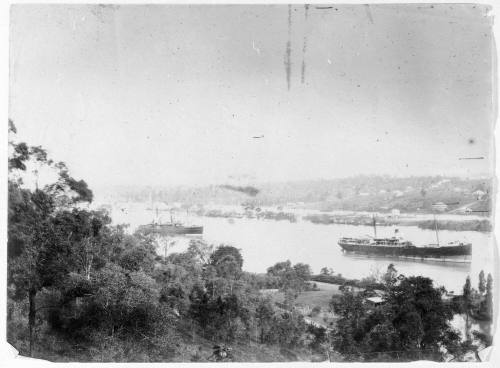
[329,265,494,362]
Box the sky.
[9,4,495,190]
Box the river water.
[110,206,495,294]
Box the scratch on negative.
[284,5,292,90]
[301,4,309,84]
[364,4,374,24]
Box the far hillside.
[96,175,492,215]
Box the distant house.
[441,291,455,301]
[473,190,486,200]
[359,192,370,197]
[393,190,404,197]
[365,296,385,307]
[432,202,448,212]
[430,179,450,189]
[391,209,401,217]
[294,304,312,315]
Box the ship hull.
[139,224,204,235]
[338,241,471,257]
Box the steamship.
[338,216,471,258]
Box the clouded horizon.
[9,4,495,190]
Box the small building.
[473,190,486,200]
[393,190,404,197]
[441,291,456,301]
[365,296,385,307]
[391,208,401,217]
[432,202,448,212]
[294,304,312,315]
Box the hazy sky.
[9,4,495,189]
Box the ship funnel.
[394,228,401,238]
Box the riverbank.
[302,213,492,232]
[201,208,297,223]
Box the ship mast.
[372,214,377,238]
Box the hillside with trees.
[97,175,492,215]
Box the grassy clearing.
[263,282,344,328]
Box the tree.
[320,267,333,276]
[255,298,275,343]
[52,208,112,280]
[119,244,156,273]
[478,270,486,295]
[293,263,312,282]
[8,122,94,356]
[485,273,493,320]
[383,263,398,287]
[209,245,244,295]
[267,260,312,296]
[386,276,459,359]
[330,275,461,361]
[462,276,473,340]
[187,238,213,264]
[209,245,243,270]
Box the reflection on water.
[111,208,495,293]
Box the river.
[109,206,495,294]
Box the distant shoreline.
[99,202,493,233]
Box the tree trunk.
[28,288,37,357]
[465,311,471,341]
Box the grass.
[298,282,343,310]
[263,282,344,328]
[265,282,344,310]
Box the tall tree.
[485,273,493,320]
[383,263,398,287]
[8,121,94,355]
[209,245,243,295]
[478,270,486,295]
[331,275,461,361]
[462,276,473,341]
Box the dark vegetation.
[328,265,494,362]
[416,219,491,232]
[203,208,297,223]
[7,122,493,362]
[312,273,385,291]
[304,214,492,232]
